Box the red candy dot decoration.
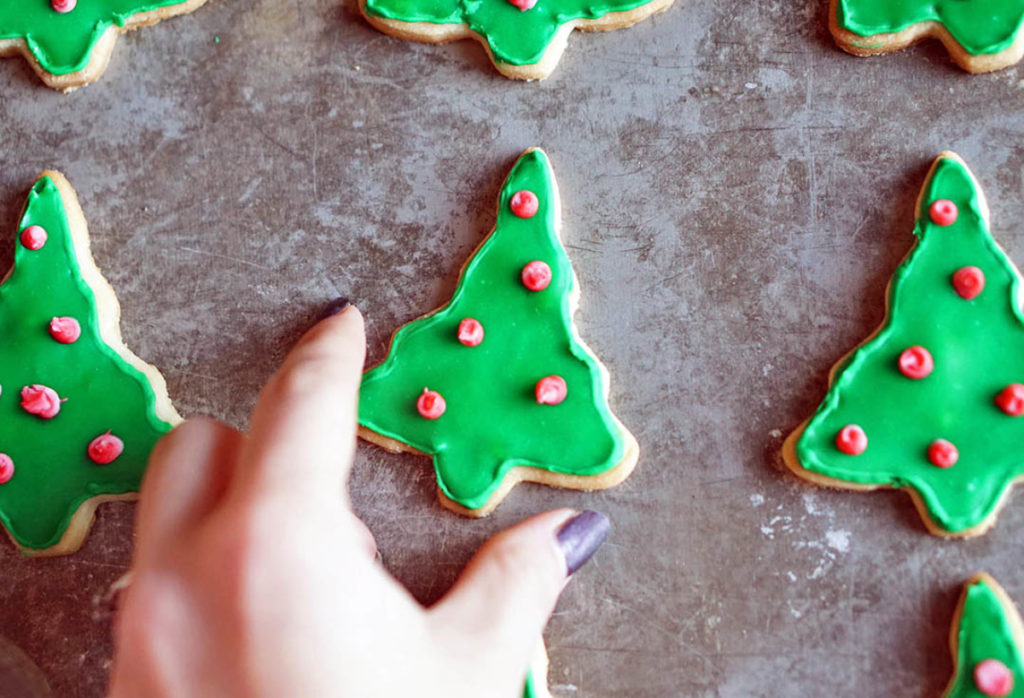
[0,454,13,485]
[535,376,568,405]
[88,432,124,465]
[836,425,867,456]
[929,199,959,226]
[457,318,485,347]
[510,190,539,218]
[953,266,986,300]
[521,261,552,291]
[506,0,538,9]
[898,346,934,380]
[20,384,63,419]
[928,439,959,469]
[996,384,1024,417]
[20,225,47,250]
[975,659,1014,697]
[417,389,446,420]
[51,0,76,12]
[49,316,81,344]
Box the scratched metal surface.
[1,0,1024,696]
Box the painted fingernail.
[317,297,351,323]
[556,510,610,576]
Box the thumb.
[431,510,610,683]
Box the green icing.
[0,0,193,75]
[523,672,538,698]
[837,0,1024,55]
[795,155,1024,535]
[358,150,628,511]
[946,577,1024,697]
[364,0,655,66]
[0,176,173,550]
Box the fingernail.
[556,510,610,576]
[317,297,351,323]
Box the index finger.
[235,302,366,500]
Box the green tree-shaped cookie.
[0,0,208,89]
[360,0,672,79]
[945,574,1024,698]
[0,172,178,555]
[358,149,637,516]
[833,0,1024,71]
[785,153,1024,538]
[837,0,1024,55]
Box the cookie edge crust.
[0,0,210,91]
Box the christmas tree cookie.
[944,574,1024,697]
[0,0,210,91]
[358,0,673,80]
[830,0,1024,73]
[784,152,1024,538]
[358,149,638,516]
[0,172,179,555]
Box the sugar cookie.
[0,0,209,90]
[945,574,1024,697]
[784,153,1024,538]
[0,172,180,555]
[830,0,1024,73]
[359,0,673,80]
[358,148,638,516]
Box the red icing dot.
[0,454,13,485]
[510,190,539,218]
[20,385,63,419]
[975,659,1014,696]
[953,266,986,300]
[457,318,484,347]
[88,432,124,465]
[836,425,867,456]
[996,384,1024,417]
[930,199,959,226]
[507,0,538,9]
[417,389,446,420]
[898,346,934,380]
[928,439,959,468]
[535,376,568,405]
[521,261,552,291]
[49,316,81,344]
[20,225,47,250]
[51,0,76,12]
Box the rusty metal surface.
[2,0,1024,695]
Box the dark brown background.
[2,0,1024,695]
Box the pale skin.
[109,306,585,697]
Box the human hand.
[108,301,610,698]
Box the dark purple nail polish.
[556,510,610,576]
[317,297,351,323]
